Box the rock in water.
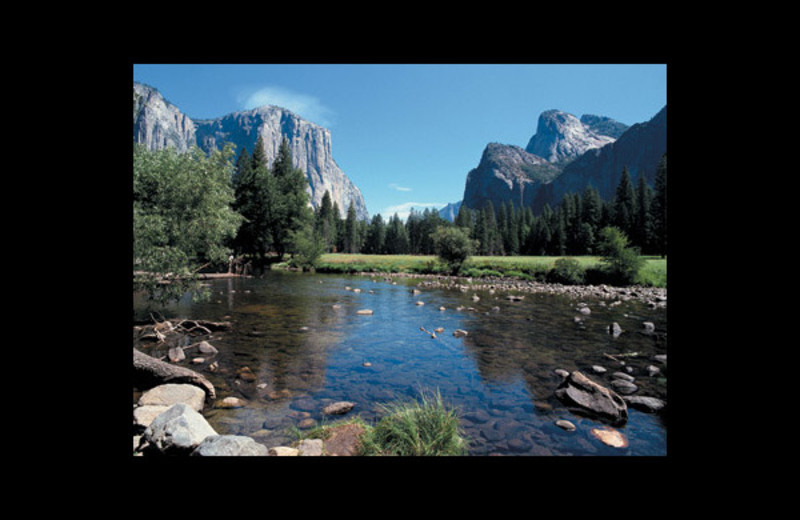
[590,426,629,448]
[322,401,355,415]
[555,371,628,425]
[142,403,218,455]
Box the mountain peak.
[525,109,617,163]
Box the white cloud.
[380,202,445,221]
[389,183,412,192]
[236,86,334,127]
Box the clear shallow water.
[133,270,667,456]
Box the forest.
[133,137,666,302]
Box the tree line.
[134,135,666,301]
[326,154,667,258]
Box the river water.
[133,270,667,456]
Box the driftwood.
[133,347,216,402]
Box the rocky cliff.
[525,109,618,164]
[536,106,666,211]
[133,82,368,220]
[461,107,664,215]
[133,82,197,152]
[462,143,561,211]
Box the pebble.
[556,420,576,431]
[591,365,607,374]
[590,426,628,448]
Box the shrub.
[431,227,477,275]
[548,257,586,285]
[361,389,467,456]
[597,226,645,285]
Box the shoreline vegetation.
[277,253,666,290]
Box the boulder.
[142,403,218,455]
[216,396,247,409]
[323,423,366,456]
[191,435,268,456]
[197,341,219,355]
[555,371,628,425]
[322,401,355,415]
[269,446,299,456]
[297,438,324,456]
[610,379,638,395]
[623,396,666,413]
[138,384,206,412]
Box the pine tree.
[635,175,654,253]
[314,190,336,252]
[384,213,409,254]
[233,136,275,261]
[652,154,667,257]
[613,167,637,239]
[270,137,313,259]
[344,201,358,253]
[233,146,251,191]
[363,213,386,254]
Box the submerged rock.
[555,371,628,425]
[590,426,629,448]
[322,401,355,415]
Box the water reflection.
[133,271,667,456]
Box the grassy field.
[314,253,666,288]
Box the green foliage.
[287,226,325,271]
[133,143,242,303]
[597,226,645,285]
[361,389,467,456]
[431,226,476,274]
[548,257,586,285]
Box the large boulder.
[191,435,268,456]
[138,384,206,411]
[555,371,628,425]
[142,403,218,455]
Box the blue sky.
[133,63,666,220]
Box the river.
[133,270,667,456]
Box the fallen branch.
[603,352,641,362]
[133,347,216,402]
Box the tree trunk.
[133,347,216,402]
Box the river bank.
[313,270,667,308]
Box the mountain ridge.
[133,82,369,220]
[458,106,665,216]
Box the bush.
[287,227,325,271]
[548,258,586,285]
[361,389,467,456]
[597,226,645,285]
[431,227,477,274]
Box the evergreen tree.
[233,135,276,261]
[332,201,342,253]
[363,213,386,254]
[454,206,474,235]
[314,190,336,252]
[344,201,359,253]
[613,167,637,238]
[270,137,313,259]
[652,154,667,257]
[384,213,409,254]
[635,175,654,253]
[233,146,251,191]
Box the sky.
[133,63,667,220]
